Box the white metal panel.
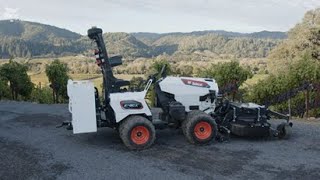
[159,77,219,96]
[159,77,219,112]
[67,80,97,134]
[110,91,152,122]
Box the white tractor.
[64,27,292,150]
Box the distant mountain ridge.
[0,20,81,44]
[131,30,287,45]
[0,19,286,59]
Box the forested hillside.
[0,20,81,43]
[76,32,153,58]
[132,30,286,45]
[0,19,285,59]
[151,34,281,58]
[0,20,85,58]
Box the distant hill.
[103,32,152,57]
[131,30,287,45]
[148,34,281,58]
[131,30,286,58]
[0,20,150,58]
[0,20,81,44]
[0,20,85,58]
[0,19,286,59]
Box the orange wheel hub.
[131,126,150,145]
[194,121,212,140]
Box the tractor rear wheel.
[182,111,217,145]
[119,116,156,150]
[181,110,202,131]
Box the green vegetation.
[45,59,69,103]
[149,59,173,77]
[200,61,253,101]
[268,8,320,74]
[248,8,320,118]
[151,34,281,59]
[129,77,145,91]
[0,78,10,100]
[29,86,54,104]
[248,56,320,117]
[0,19,283,59]
[0,59,33,100]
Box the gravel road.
[0,101,320,180]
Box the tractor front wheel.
[119,116,156,150]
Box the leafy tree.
[0,78,10,100]
[0,60,33,100]
[45,59,69,103]
[177,64,193,76]
[149,59,172,78]
[129,76,145,91]
[287,54,320,117]
[268,8,320,74]
[200,60,253,101]
[261,8,320,118]
[29,86,54,104]
[248,54,320,117]
[247,74,291,105]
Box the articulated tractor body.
[65,27,292,150]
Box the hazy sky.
[0,0,319,34]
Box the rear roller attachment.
[216,126,230,142]
[276,122,293,139]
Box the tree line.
[248,55,320,118]
[0,59,69,104]
[247,8,320,118]
[1,56,319,118]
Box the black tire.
[181,110,203,131]
[182,111,217,145]
[277,123,292,140]
[119,116,156,150]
